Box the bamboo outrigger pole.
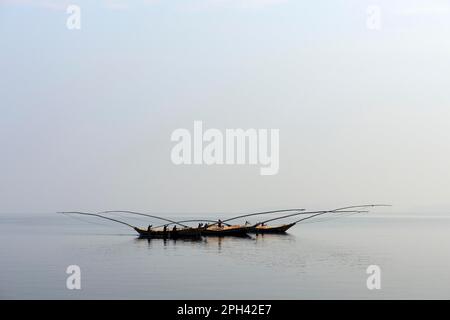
[255,210,367,226]
[292,210,363,224]
[98,210,190,228]
[255,204,391,226]
[221,208,306,224]
[59,211,137,229]
[192,208,306,228]
[293,210,365,224]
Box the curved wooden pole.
[292,210,368,224]
[256,210,363,225]
[99,210,189,228]
[298,210,364,224]
[221,208,305,224]
[256,204,390,225]
[59,211,136,229]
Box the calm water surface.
[1,213,449,299]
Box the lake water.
[1,212,449,299]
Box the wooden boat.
[248,222,296,234]
[201,225,251,237]
[134,227,201,239]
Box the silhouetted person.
[147,225,152,232]
[172,225,177,232]
[218,219,223,228]
[163,225,167,233]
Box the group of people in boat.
[196,220,224,229]
[197,223,210,228]
[146,219,227,233]
[146,219,264,234]
[147,224,178,233]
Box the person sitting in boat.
[172,225,177,232]
[245,221,250,225]
[204,223,209,228]
[147,225,152,232]
[163,225,167,233]
[198,223,203,228]
[218,219,223,228]
[261,222,266,227]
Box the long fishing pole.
[256,209,367,226]
[99,210,189,228]
[256,204,391,225]
[300,210,364,224]
[221,208,306,224]
[59,211,136,229]
[61,212,108,226]
[202,208,307,227]
[293,210,368,224]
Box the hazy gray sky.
[1,0,450,214]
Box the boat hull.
[201,225,251,237]
[134,227,201,239]
[249,223,296,234]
